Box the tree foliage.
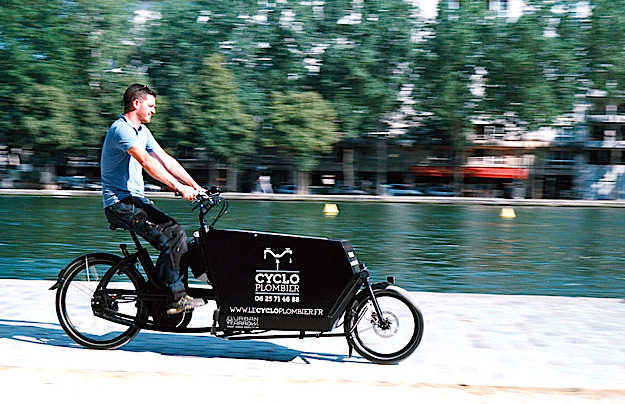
[187,54,256,161]
[268,91,339,173]
[0,0,138,156]
[582,0,625,106]
[416,1,487,146]
[1,0,624,182]
[478,1,580,129]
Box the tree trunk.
[297,170,310,194]
[453,148,464,196]
[41,164,57,190]
[343,147,355,187]
[376,137,387,195]
[227,156,239,192]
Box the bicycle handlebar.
[191,186,228,227]
[175,186,221,202]
[174,185,227,226]
[193,185,221,204]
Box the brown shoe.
[166,294,205,315]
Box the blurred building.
[415,0,524,21]
[578,92,625,200]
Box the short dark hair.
[123,84,157,113]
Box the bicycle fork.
[345,267,394,357]
[364,279,392,330]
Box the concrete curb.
[3,188,625,207]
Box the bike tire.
[55,253,145,349]
[345,286,424,364]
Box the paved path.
[1,279,624,403]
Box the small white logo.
[263,247,292,270]
[256,247,300,301]
[226,316,259,329]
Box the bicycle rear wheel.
[55,253,145,349]
[345,286,424,364]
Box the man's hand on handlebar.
[175,185,221,202]
[177,184,201,201]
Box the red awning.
[413,166,528,179]
[412,166,454,177]
[464,167,528,179]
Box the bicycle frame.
[52,192,423,363]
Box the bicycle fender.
[346,284,420,316]
[384,285,421,307]
[49,252,122,290]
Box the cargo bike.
[51,190,424,364]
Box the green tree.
[15,84,77,154]
[0,0,140,159]
[141,0,244,143]
[267,91,339,193]
[582,0,625,109]
[416,1,487,190]
[479,1,579,129]
[187,54,256,191]
[415,0,580,191]
[0,0,80,155]
[217,0,416,139]
[306,0,417,139]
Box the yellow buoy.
[323,203,339,216]
[500,207,516,219]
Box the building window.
[588,149,611,165]
[604,129,617,141]
[449,0,509,12]
[488,0,508,12]
[484,125,505,140]
[589,124,605,141]
[547,151,575,166]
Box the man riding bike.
[100,83,205,315]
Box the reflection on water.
[1,195,624,297]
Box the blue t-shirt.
[101,115,160,207]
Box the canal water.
[1,195,624,298]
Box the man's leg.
[143,207,189,301]
[105,197,187,300]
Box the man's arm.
[127,146,199,200]
[149,147,204,191]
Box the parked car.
[85,181,102,191]
[381,184,424,196]
[424,185,456,196]
[329,184,368,195]
[56,175,88,190]
[144,182,162,192]
[276,185,296,194]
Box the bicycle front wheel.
[55,253,144,349]
[345,286,424,364]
